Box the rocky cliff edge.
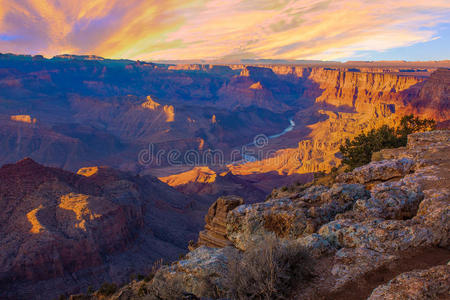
[105,130,449,299]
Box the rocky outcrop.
[195,196,244,249]
[368,264,450,300]
[141,95,175,122]
[152,246,238,298]
[159,166,217,187]
[141,96,161,110]
[336,158,415,185]
[233,131,449,297]
[227,184,369,250]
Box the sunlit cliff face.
[0,0,449,61]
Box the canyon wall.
[0,54,448,184]
[406,68,450,122]
[229,67,446,175]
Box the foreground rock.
[227,184,369,250]
[368,264,450,300]
[151,246,238,299]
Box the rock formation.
[407,68,450,122]
[368,264,450,299]
[159,166,217,186]
[10,114,37,124]
[195,196,244,249]
[103,130,450,299]
[141,96,161,110]
[158,167,266,204]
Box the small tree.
[340,115,436,169]
[397,114,436,143]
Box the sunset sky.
[0,0,449,62]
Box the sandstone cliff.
[10,114,37,124]
[407,68,450,122]
[229,68,448,176]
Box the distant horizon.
[1,52,450,65]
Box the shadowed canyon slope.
[0,158,206,299]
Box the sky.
[0,0,449,62]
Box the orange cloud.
[0,0,449,60]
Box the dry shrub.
[224,234,313,299]
[144,272,185,300]
[264,214,294,238]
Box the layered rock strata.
[195,196,244,248]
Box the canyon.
[0,54,449,299]
[1,54,448,183]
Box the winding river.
[242,118,296,162]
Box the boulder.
[336,158,415,185]
[151,246,238,298]
[368,264,450,300]
[331,248,397,290]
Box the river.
[242,118,295,162]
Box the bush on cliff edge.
[340,115,436,169]
[224,234,313,300]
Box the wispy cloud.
[0,0,449,60]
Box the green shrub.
[397,114,436,138]
[137,274,145,281]
[340,115,435,169]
